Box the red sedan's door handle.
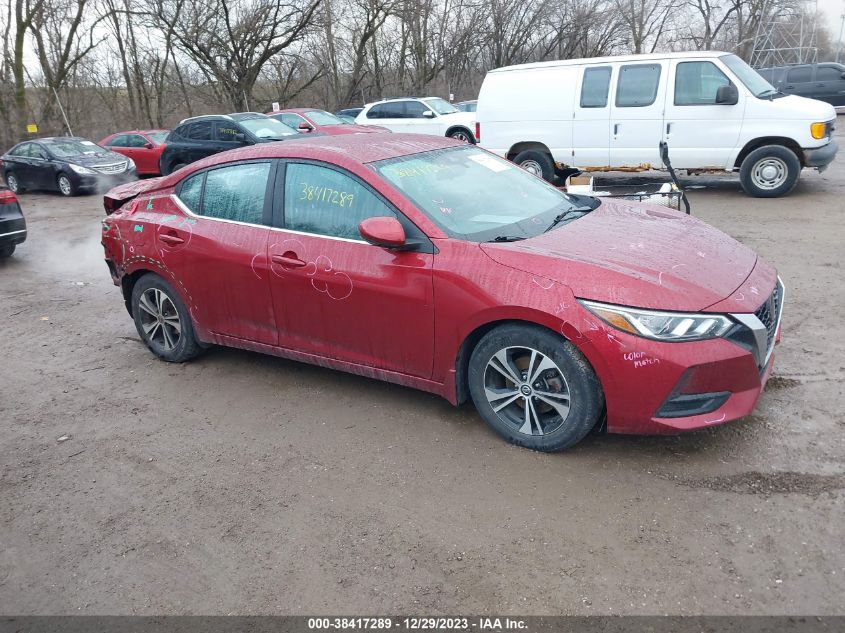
[158,234,184,245]
[271,254,306,268]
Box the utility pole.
[53,87,73,137]
[837,7,845,64]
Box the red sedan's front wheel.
[468,324,604,451]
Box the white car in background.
[355,97,477,143]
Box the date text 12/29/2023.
[307,617,528,630]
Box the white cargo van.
[476,51,838,197]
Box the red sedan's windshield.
[372,146,580,242]
[304,110,345,126]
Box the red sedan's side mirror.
[298,122,314,132]
[358,217,406,249]
[144,142,154,149]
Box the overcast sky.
[820,0,845,45]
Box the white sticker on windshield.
[81,141,97,146]
[467,153,510,172]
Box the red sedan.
[99,130,169,175]
[101,134,783,451]
[267,108,387,135]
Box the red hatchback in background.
[267,108,388,135]
[100,134,783,452]
[99,130,169,175]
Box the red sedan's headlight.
[579,300,734,342]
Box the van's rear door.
[609,60,667,168]
[661,58,744,169]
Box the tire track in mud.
[661,470,845,497]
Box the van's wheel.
[739,145,801,198]
[554,167,581,187]
[513,150,555,182]
[0,244,15,258]
[57,174,75,197]
[447,128,475,144]
[131,273,203,362]
[5,171,23,193]
[468,324,604,452]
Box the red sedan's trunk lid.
[103,177,163,214]
[480,198,759,312]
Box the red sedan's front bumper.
[572,280,782,436]
[578,328,775,435]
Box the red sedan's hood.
[480,198,758,312]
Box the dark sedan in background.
[1,137,137,196]
[0,187,26,258]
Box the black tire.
[56,173,76,197]
[739,145,801,198]
[131,273,203,362]
[0,244,15,258]
[5,171,23,194]
[513,150,555,182]
[468,324,604,452]
[168,162,187,175]
[447,128,476,144]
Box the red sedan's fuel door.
[268,161,435,379]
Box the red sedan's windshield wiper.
[544,206,594,233]
[487,235,526,242]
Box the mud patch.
[673,471,845,497]
[766,375,802,390]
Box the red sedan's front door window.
[268,162,435,378]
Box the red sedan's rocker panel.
[101,133,782,440]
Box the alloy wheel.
[6,173,19,193]
[483,346,571,436]
[58,176,72,196]
[137,288,182,351]
[451,130,472,143]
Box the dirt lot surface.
[2,128,844,616]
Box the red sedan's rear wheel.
[131,273,203,362]
[468,324,604,451]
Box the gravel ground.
[1,127,844,615]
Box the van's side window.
[581,67,612,108]
[674,61,731,106]
[616,64,661,107]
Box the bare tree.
[615,0,677,53]
[152,0,321,110]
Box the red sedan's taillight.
[475,122,480,143]
[0,189,17,204]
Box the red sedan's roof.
[158,133,462,187]
[107,129,169,135]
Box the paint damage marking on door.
[268,240,354,300]
[306,255,353,301]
